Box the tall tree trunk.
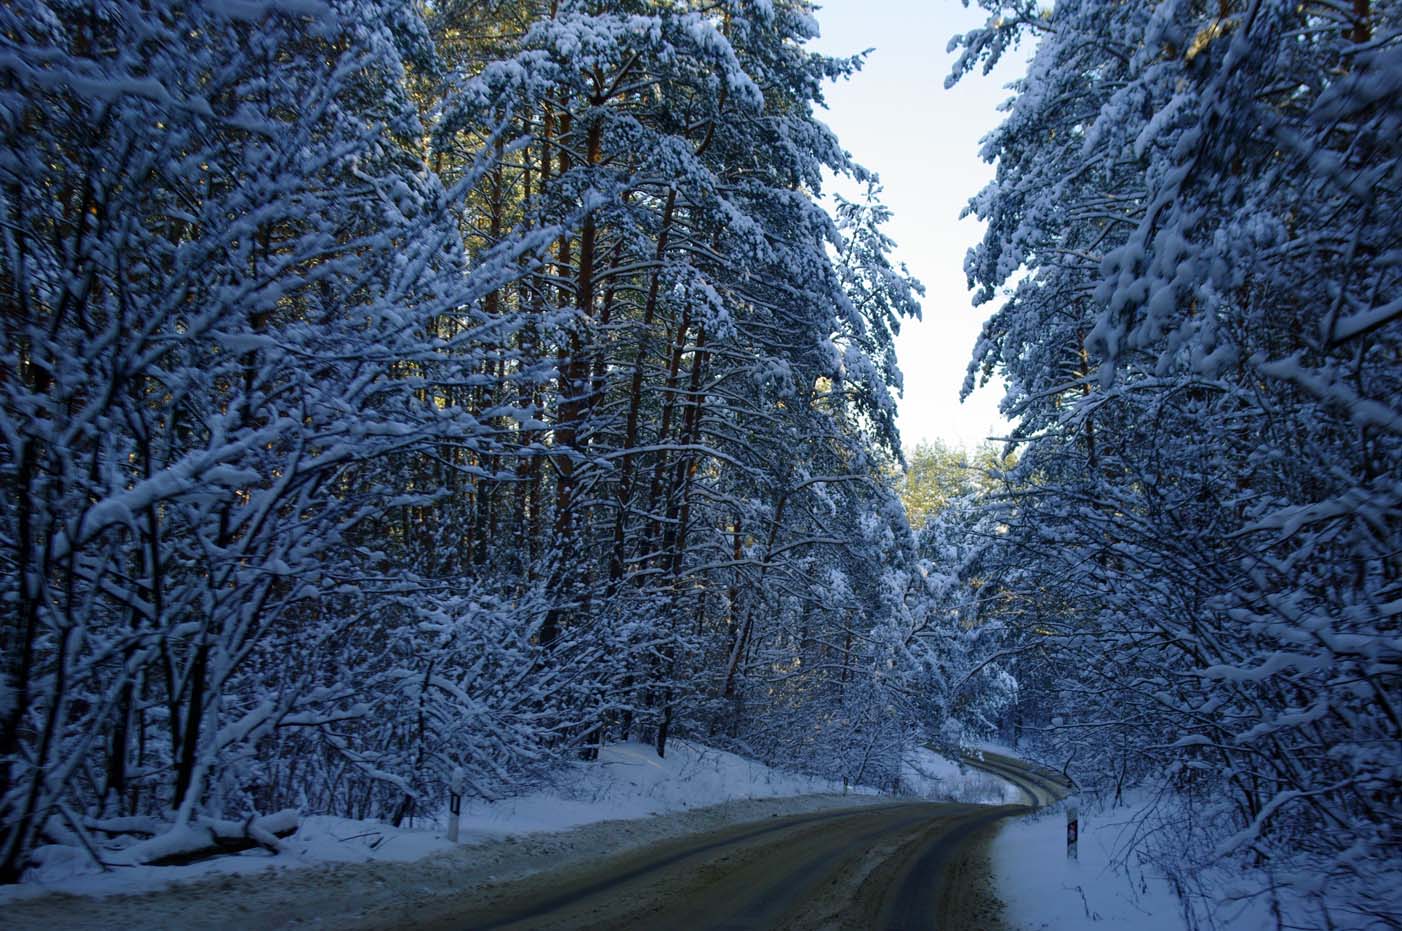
[639,302,694,570]
[609,190,677,584]
[1352,0,1370,43]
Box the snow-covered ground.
[454,738,880,837]
[4,739,876,902]
[901,745,1024,805]
[3,738,1033,930]
[8,737,1020,905]
[992,793,1272,931]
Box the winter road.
[2,754,1067,931]
[389,753,1069,931]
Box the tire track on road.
[456,804,936,930]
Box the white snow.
[3,739,875,902]
[900,745,1024,805]
[5,739,1072,931]
[453,738,876,837]
[991,793,1272,931]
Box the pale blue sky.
[809,0,1029,451]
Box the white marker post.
[447,768,465,844]
[1066,803,1079,861]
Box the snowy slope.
[992,793,1274,931]
[4,739,874,902]
[4,738,1045,931]
[454,739,876,839]
[901,745,1024,805]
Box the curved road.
[959,749,1073,808]
[376,752,1067,931]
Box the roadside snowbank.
[1,739,878,911]
[5,793,900,931]
[991,794,1271,931]
[3,738,1022,930]
[454,738,874,839]
[901,745,1023,805]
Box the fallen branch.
[109,810,299,867]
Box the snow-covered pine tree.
[948,0,1401,923]
[2,0,941,881]
[0,0,534,876]
[429,0,929,769]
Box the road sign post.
[447,768,465,843]
[1066,804,1079,861]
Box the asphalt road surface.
[959,749,1074,808]
[383,753,1069,931]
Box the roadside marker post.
[448,768,465,843]
[1066,803,1079,861]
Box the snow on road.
[2,739,1033,930]
[7,795,909,931]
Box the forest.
[2,0,1398,928]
